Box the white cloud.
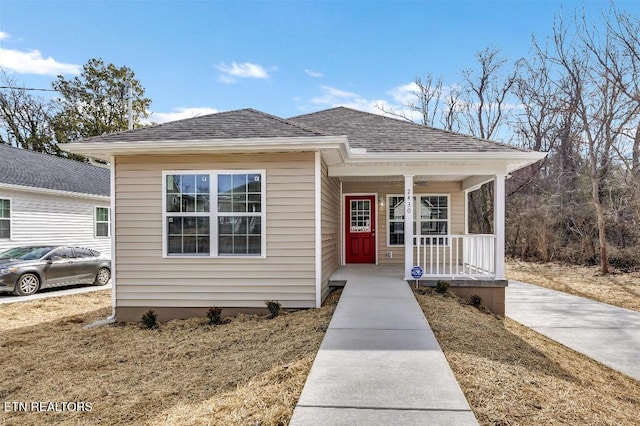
[215,61,270,83]
[0,32,9,40]
[311,85,360,105]
[146,107,219,124]
[304,69,323,78]
[309,85,406,117]
[0,47,80,75]
[389,82,419,105]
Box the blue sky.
[1,0,639,124]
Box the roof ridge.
[90,108,238,139]
[84,108,256,142]
[80,108,330,143]
[244,108,331,137]
[290,106,528,152]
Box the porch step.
[327,280,347,288]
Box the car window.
[0,246,56,260]
[75,248,95,258]
[51,248,75,259]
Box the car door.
[74,248,98,282]
[43,247,78,287]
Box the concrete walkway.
[290,265,477,425]
[506,280,640,381]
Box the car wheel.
[94,268,111,286]
[13,273,41,296]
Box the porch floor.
[290,265,477,425]
[329,263,499,283]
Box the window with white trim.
[163,170,265,257]
[387,194,449,246]
[0,198,10,239]
[95,206,110,238]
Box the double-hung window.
[387,194,449,246]
[95,207,111,238]
[163,170,265,257]
[0,198,9,239]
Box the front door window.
[350,199,371,233]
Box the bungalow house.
[63,107,545,320]
[0,144,111,257]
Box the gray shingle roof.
[72,106,525,154]
[80,108,327,143]
[0,144,110,196]
[289,107,525,153]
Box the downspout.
[108,156,116,319]
[84,156,116,328]
[314,152,322,308]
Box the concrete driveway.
[0,282,111,305]
[506,280,640,381]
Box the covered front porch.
[335,169,508,281]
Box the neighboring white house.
[0,144,111,257]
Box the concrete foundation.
[415,280,507,315]
[115,306,270,323]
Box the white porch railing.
[415,234,496,279]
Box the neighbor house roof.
[288,107,524,153]
[0,144,110,197]
[79,108,328,143]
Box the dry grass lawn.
[3,261,639,425]
[415,289,640,426]
[506,259,640,311]
[0,289,340,426]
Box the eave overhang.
[62,136,351,166]
[0,182,110,201]
[62,136,547,182]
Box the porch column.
[404,175,414,279]
[494,174,507,279]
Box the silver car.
[0,246,111,296]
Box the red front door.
[345,195,376,263]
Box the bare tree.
[542,11,640,273]
[0,71,58,154]
[460,48,517,233]
[377,74,444,126]
[409,74,443,126]
[441,85,463,132]
[460,47,517,140]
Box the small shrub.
[141,310,158,329]
[470,294,482,307]
[206,306,223,325]
[265,300,281,319]
[417,286,431,296]
[435,280,449,294]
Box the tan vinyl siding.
[320,158,341,301]
[114,152,316,310]
[0,188,111,256]
[341,181,465,265]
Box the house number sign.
[406,187,413,215]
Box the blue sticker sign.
[411,266,424,279]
